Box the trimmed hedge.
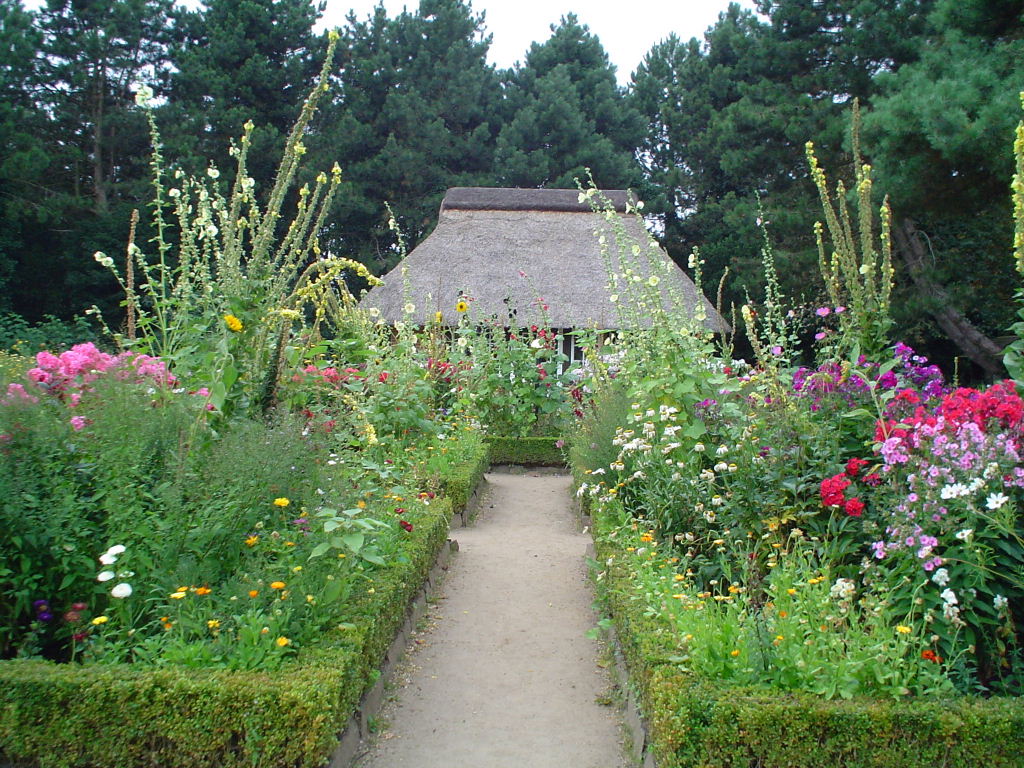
[587,496,1024,768]
[0,441,487,768]
[485,435,564,466]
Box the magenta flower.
[815,307,831,317]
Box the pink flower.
[770,345,783,356]
[70,416,86,431]
[815,307,831,317]
[814,332,827,341]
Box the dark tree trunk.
[892,217,1004,377]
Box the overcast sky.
[24,0,761,85]
[326,0,761,82]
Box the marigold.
[245,535,259,547]
[270,581,286,590]
[896,624,912,634]
[276,636,290,647]
[195,586,212,596]
[273,497,290,507]
[248,590,259,598]
[730,649,741,657]
[223,314,243,332]
[207,619,220,629]
[91,615,109,625]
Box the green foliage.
[0,314,100,355]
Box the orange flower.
[195,586,212,596]
[248,590,259,598]
[270,581,286,590]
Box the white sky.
[24,0,761,85]
[326,0,760,82]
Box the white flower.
[207,167,220,180]
[994,594,1008,610]
[830,578,855,600]
[931,568,950,587]
[97,571,116,582]
[986,492,1009,510]
[940,482,968,500]
[954,528,974,541]
[940,588,958,605]
[693,443,706,453]
[710,495,724,507]
[110,583,133,599]
[713,462,728,473]
[716,445,729,456]
[403,302,415,315]
[530,338,544,349]
[168,188,181,199]
[647,275,660,287]
[609,294,618,303]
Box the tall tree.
[5,0,176,321]
[164,0,324,183]
[862,0,1024,374]
[494,14,642,189]
[317,0,500,273]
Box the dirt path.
[354,470,625,768]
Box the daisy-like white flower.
[986,492,1009,510]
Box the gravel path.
[355,470,625,768]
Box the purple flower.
[816,307,831,317]
[814,332,826,341]
[770,345,783,356]
[37,611,53,622]
[835,306,846,313]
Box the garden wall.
[587,497,1024,768]
[0,443,490,768]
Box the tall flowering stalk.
[806,101,895,362]
[95,30,379,417]
[1004,92,1024,382]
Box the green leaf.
[309,542,331,559]
[342,533,365,553]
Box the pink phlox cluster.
[24,343,176,401]
[871,405,1022,570]
[3,382,39,406]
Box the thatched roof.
[360,187,727,332]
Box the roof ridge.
[441,186,631,214]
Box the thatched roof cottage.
[361,187,727,360]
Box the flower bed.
[0,440,487,768]
[587,495,1024,768]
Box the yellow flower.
[91,615,109,626]
[896,625,912,634]
[273,497,290,507]
[356,500,366,509]
[195,586,212,596]
[223,314,243,332]
[673,574,685,582]
[787,588,797,596]
[730,649,741,657]
[276,636,290,647]
[292,566,302,573]
[207,619,220,629]
[245,535,259,547]
[455,300,468,313]
[270,581,286,590]
[435,311,443,323]
[170,591,187,599]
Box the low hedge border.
[0,440,488,768]
[586,495,1024,768]
[484,435,564,466]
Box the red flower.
[844,497,865,517]
[845,457,869,477]
[921,649,942,663]
[399,520,413,533]
[819,473,851,507]
[378,371,390,383]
